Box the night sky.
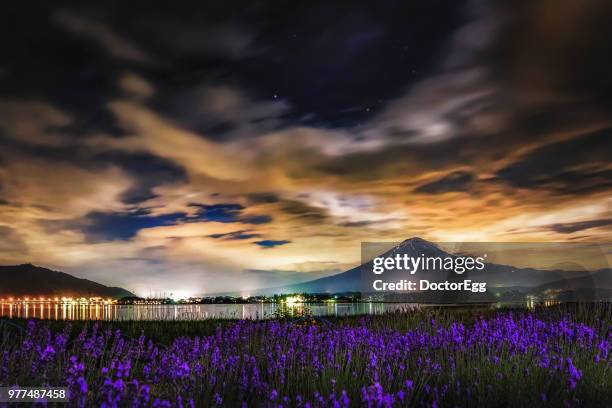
[0,0,611,297]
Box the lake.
[0,301,497,321]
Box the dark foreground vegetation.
[1,303,610,407]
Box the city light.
[0,297,118,305]
[284,295,305,304]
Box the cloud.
[0,152,131,219]
[92,151,187,205]
[338,219,403,228]
[356,1,505,146]
[247,192,280,204]
[0,99,72,146]
[495,128,612,195]
[168,84,290,140]
[209,230,261,241]
[368,68,501,144]
[279,200,329,224]
[0,226,28,254]
[414,171,474,194]
[118,73,155,99]
[95,100,254,181]
[491,0,612,108]
[189,203,244,223]
[0,150,139,269]
[549,219,612,234]
[54,10,157,64]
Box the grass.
[4,302,608,343]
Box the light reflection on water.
[0,301,544,321]
[0,302,428,321]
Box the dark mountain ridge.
[256,238,608,296]
[0,264,134,298]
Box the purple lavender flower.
[2,306,609,406]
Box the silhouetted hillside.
[528,269,612,300]
[258,238,600,298]
[0,264,134,298]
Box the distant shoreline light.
[0,297,117,305]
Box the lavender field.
[1,304,610,407]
